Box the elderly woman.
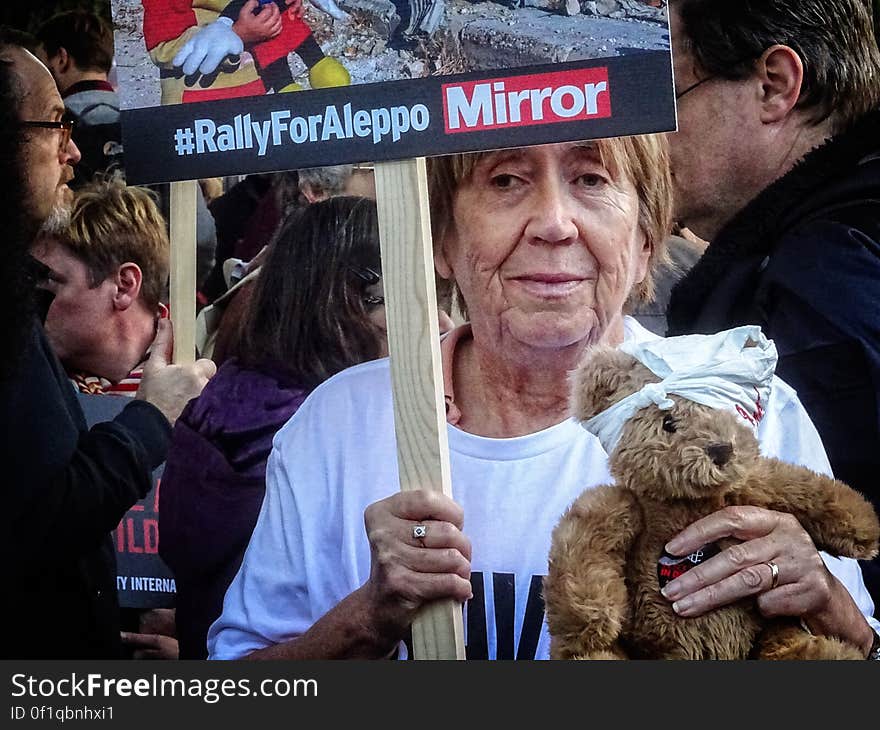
[209,139,877,660]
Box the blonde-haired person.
[31,178,170,395]
[210,139,877,660]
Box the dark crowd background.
[0,2,112,33]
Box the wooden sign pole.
[374,158,466,660]
[169,180,198,365]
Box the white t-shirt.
[208,318,877,659]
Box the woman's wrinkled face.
[436,142,649,353]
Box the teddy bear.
[543,329,880,660]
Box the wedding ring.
[765,560,780,590]
[412,524,428,540]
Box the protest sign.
[114,474,176,610]
[111,0,674,183]
[78,394,175,610]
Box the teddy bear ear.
[569,346,649,422]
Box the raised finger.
[666,506,784,556]
[661,535,777,601]
[670,561,779,617]
[143,318,172,373]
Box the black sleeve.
[5,324,171,571]
[756,220,880,505]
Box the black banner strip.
[122,51,674,184]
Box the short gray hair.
[297,165,354,198]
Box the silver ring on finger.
[765,560,780,590]
[412,524,428,546]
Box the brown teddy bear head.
[571,346,761,502]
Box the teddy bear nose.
[706,442,733,466]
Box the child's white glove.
[309,0,350,21]
[173,17,244,76]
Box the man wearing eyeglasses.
[1,38,216,658]
[665,0,880,616]
[12,46,79,239]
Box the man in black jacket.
[666,0,880,609]
[0,37,216,658]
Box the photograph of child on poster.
[112,0,669,110]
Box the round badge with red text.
[657,543,720,589]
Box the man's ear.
[48,47,71,75]
[113,263,142,311]
[433,229,454,280]
[60,47,72,73]
[756,45,803,124]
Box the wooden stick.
[374,158,466,660]
[169,180,198,365]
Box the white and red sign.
[443,68,611,134]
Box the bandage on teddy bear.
[544,327,879,660]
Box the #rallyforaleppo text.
[172,67,612,157]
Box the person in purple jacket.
[159,196,386,659]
